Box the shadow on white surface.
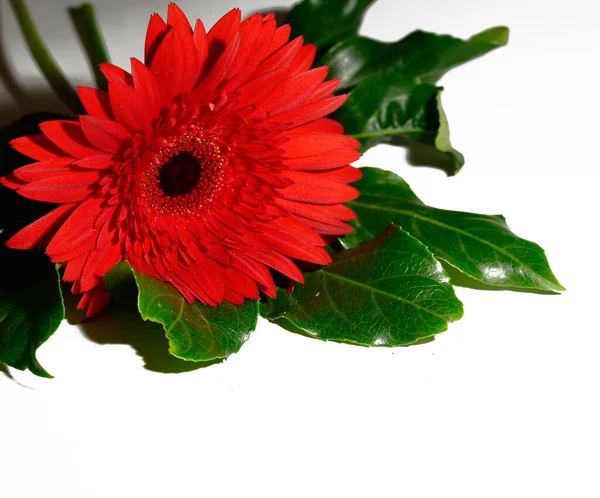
[63,289,222,374]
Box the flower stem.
[68,3,111,92]
[9,0,83,115]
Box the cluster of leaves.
[0,0,562,377]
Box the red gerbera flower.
[1,4,361,317]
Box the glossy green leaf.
[287,0,376,48]
[335,81,464,174]
[262,225,463,346]
[104,263,259,362]
[0,113,68,378]
[344,168,564,292]
[0,243,64,377]
[320,27,509,91]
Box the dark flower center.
[159,151,202,197]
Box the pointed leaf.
[287,0,376,48]
[336,82,464,174]
[0,245,64,377]
[319,27,509,91]
[105,263,259,362]
[344,168,564,292]
[261,225,463,346]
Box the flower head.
[1,4,361,316]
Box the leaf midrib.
[319,267,454,321]
[348,200,550,284]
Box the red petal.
[144,13,168,66]
[289,44,317,76]
[6,203,75,249]
[190,32,241,105]
[288,118,344,135]
[108,81,150,132]
[318,166,363,183]
[99,63,133,85]
[80,115,130,153]
[280,133,360,157]
[167,3,191,30]
[276,198,357,221]
[18,171,101,203]
[255,36,303,78]
[47,196,105,255]
[249,250,304,283]
[205,8,241,69]
[271,95,347,128]
[40,120,104,158]
[280,170,359,204]
[223,287,245,305]
[0,174,25,190]
[74,155,118,169]
[131,58,160,124]
[266,24,291,57]
[77,87,114,120]
[193,19,209,77]
[85,284,112,317]
[284,148,361,171]
[224,266,259,300]
[261,230,331,265]
[12,158,74,182]
[63,252,88,282]
[263,67,329,116]
[150,26,199,106]
[11,135,70,161]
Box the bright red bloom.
[1,4,361,316]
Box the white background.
[1,0,599,496]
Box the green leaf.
[261,225,463,346]
[320,27,509,91]
[321,27,507,174]
[335,81,464,174]
[0,244,64,378]
[0,113,68,378]
[344,168,564,292]
[105,263,259,362]
[287,0,376,48]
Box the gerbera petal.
[85,284,112,317]
[77,86,114,120]
[73,155,118,170]
[10,134,71,161]
[131,58,161,123]
[80,115,131,153]
[284,149,361,171]
[47,196,105,255]
[318,166,363,183]
[205,8,241,68]
[280,170,359,204]
[99,63,133,85]
[193,19,209,76]
[167,2,192,30]
[271,94,347,128]
[12,158,74,182]
[6,203,76,249]
[266,24,291,57]
[280,133,360,157]
[40,120,105,158]
[17,171,101,203]
[108,81,151,132]
[144,12,168,66]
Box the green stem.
[9,0,83,115]
[68,3,111,92]
[349,128,430,139]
